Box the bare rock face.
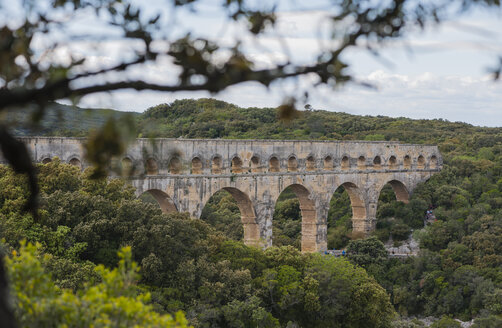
[7,137,442,252]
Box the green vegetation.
[3,98,502,324]
[136,98,502,322]
[1,160,395,327]
[5,102,137,137]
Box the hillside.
[137,99,502,159]
[3,98,502,324]
[4,102,137,136]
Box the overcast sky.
[4,0,500,126]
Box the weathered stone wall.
[2,137,442,252]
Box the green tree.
[6,242,189,328]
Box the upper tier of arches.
[36,153,440,175]
[99,153,441,176]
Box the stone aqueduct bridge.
[13,137,442,252]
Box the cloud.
[310,70,502,127]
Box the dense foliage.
[3,98,502,325]
[1,160,395,327]
[138,98,502,323]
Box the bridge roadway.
[4,137,442,252]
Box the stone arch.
[341,156,350,170]
[145,157,159,175]
[357,156,366,170]
[278,184,317,252]
[121,157,133,175]
[269,156,280,172]
[203,187,260,247]
[287,155,298,172]
[250,155,261,173]
[168,156,182,174]
[41,157,52,164]
[330,182,367,236]
[211,155,222,174]
[231,156,243,173]
[68,157,81,169]
[142,189,177,213]
[403,155,411,170]
[191,156,203,174]
[417,155,426,169]
[324,155,333,170]
[379,179,410,204]
[306,155,316,171]
[430,155,438,169]
[388,155,397,170]
[373,156,382,170]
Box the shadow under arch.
[375,179,412,242]
[380,179,410,204]
[201,187,260,247]
[274,183,317,252]
[141,189,177,214]
[327,182,367,246]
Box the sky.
[3,0,502,126]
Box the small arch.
[269,156,280,172]
[306,156,316,171]
[287,156,298,172]
[357,156,366,170]
[250,155,261,173]
[202,187,260,247]
[141,189,177,213]
[404,155,411,170]
[341,156,350,170]
[430,155,438,169]
[191,157,203,174]
[324,156,333,170]
[121,157,133,175]
[168,156,182,174]
[69,157,81,169]
[231,156,243,174]
[212,156,222,174]
[417,155,425,169]
[388,156,397,170]
[373,156,382,170]
[146,158,159,175]
[42,158,52,164]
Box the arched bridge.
[12,137,442,252]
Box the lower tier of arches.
[131,172,432,252]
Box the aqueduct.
[6,137,442,252]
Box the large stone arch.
[143,189,177,213]
[378,179,410,204]
[277,183,317,252]
[330,181,368,236]
[201,187,260,247]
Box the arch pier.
[11,137,442,252]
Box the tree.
[1,0,501,324]
[5,242,189,328]
[346,236,388,268]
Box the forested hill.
[4,102,137,136]
[9,98,502,154]
[137,98,502,150]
